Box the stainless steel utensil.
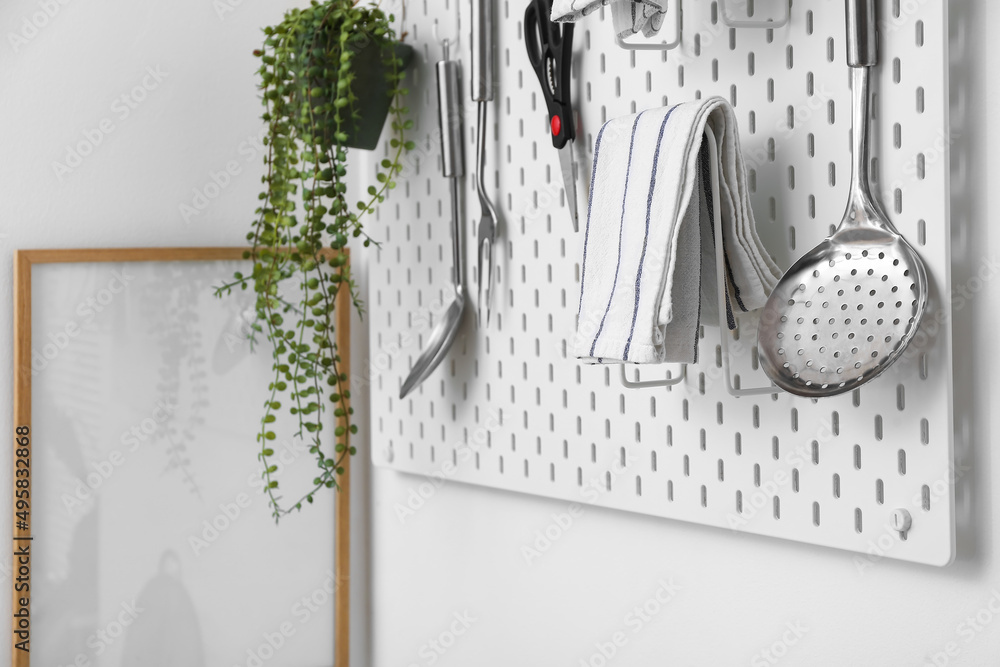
[757,0,928,398]
[472,0,499,324]
[399,43,467,399]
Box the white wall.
[0,0,368,664]
[360,2,1000,666]
[1,1,997,667]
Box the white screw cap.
[890,508,912,535]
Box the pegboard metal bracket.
[619,364,686,389]
[719,0,790,29]
[615,0,682,50]
[617,131,780,397]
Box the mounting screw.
[890,508,912,539]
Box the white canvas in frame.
[17,250,346,667]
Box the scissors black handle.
[524,0,575,150]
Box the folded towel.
[552,0,667,38]
[573,97,781,365]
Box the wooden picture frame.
[12,248,351,667]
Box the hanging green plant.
[216,0,414,521]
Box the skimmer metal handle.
[471,0,495,102]
[846,0,878,67]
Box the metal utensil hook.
[433,10,461,57]
[618,131,780,396]
[719,0,790,29]
[615,0,682,51]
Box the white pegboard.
[368,0,955,566]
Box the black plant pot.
[331,41,414,151]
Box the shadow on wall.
[120,550,206,666]
[948,0,989,576]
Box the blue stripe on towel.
[622,106,676,361]
[577,122,612,320]
[590,110,647,357]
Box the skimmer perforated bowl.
[757,0,929,398]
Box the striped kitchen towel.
[551,0,668,38]
[572,97,781,365]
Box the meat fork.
[472,0,498,324]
